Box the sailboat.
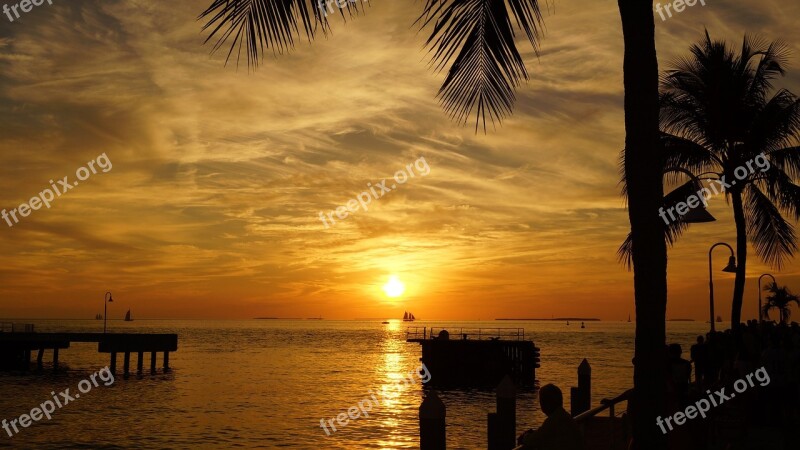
[628,314,631,323]
[124,309,133,322]
[95,313,102,320]
[403,311,416,322]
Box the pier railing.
[407,327,525,341]
[0,323,34,333]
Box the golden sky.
[1,0,799,320]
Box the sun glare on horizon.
[382,275,406,298]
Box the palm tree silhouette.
[197,1,668,447]
[762,281,800,324]
[620,32,800,328]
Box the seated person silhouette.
[518,384,585,450]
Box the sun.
[382,275,406,298]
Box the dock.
[0,323,178,376]
[406,327,540,388]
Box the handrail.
[406,327,526,341]
[574,388,633,423]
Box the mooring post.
[37,348,44,371]
[53,348,59,372]
[496,375,516,449]
[419,391,446,450]
[22,350,30,371]
[150,352,157,375]
[123,352,131,378]
[570,359,591,416]
[137,351,144,376]
[110,351,117,374]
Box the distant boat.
[566,320,569,325]
[124,309,133,322]
[403,311,416,322]
[627,314,631,323]
[381,321,390,324]
[716,315,722,323]
[581,321,586,329]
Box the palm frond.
[767,146,800,180]
[418,0,544,132]
[748,90,800,156]
[199,0,360,67]
[761,168,800,221]
[744,184,797,268]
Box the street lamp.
[663,167,717,223]
[758,274,776,324]
[104,292,113,334]
[708,243,737,332]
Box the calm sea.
[0,319,711,449]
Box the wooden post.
[22,349,30,371]
[496,375,516,449]
[37,348,44,371]
[137,351,144,376]
[110,352,117,374]
[163,352,170,372]
[150,352,157,375]
[53,348,59,372]
[419,391,446,450]
[571,359,591,416]
[123,352,131,377]
[487,412,500,450]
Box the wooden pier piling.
[419,391,446,450]
[123,352,131,377]
[1,331,177,375]
[150,352,157,375]
[571,359,591,416]
[137,351,144,376]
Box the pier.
[0,323,178,376]
[406,327,540,388]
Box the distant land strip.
[496,318,601,321]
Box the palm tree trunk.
[730,190,748,328]
[617,1,667,449]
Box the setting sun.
[382,275,406,298]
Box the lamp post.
[663,167,717,223]
[757,274,776,325]
[104,292,113,334]
[708,243,737,332]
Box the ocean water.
[0,320,711,449]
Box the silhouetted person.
[518,384,585,450]
[667,343,691,404]
[690,335,708,385]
